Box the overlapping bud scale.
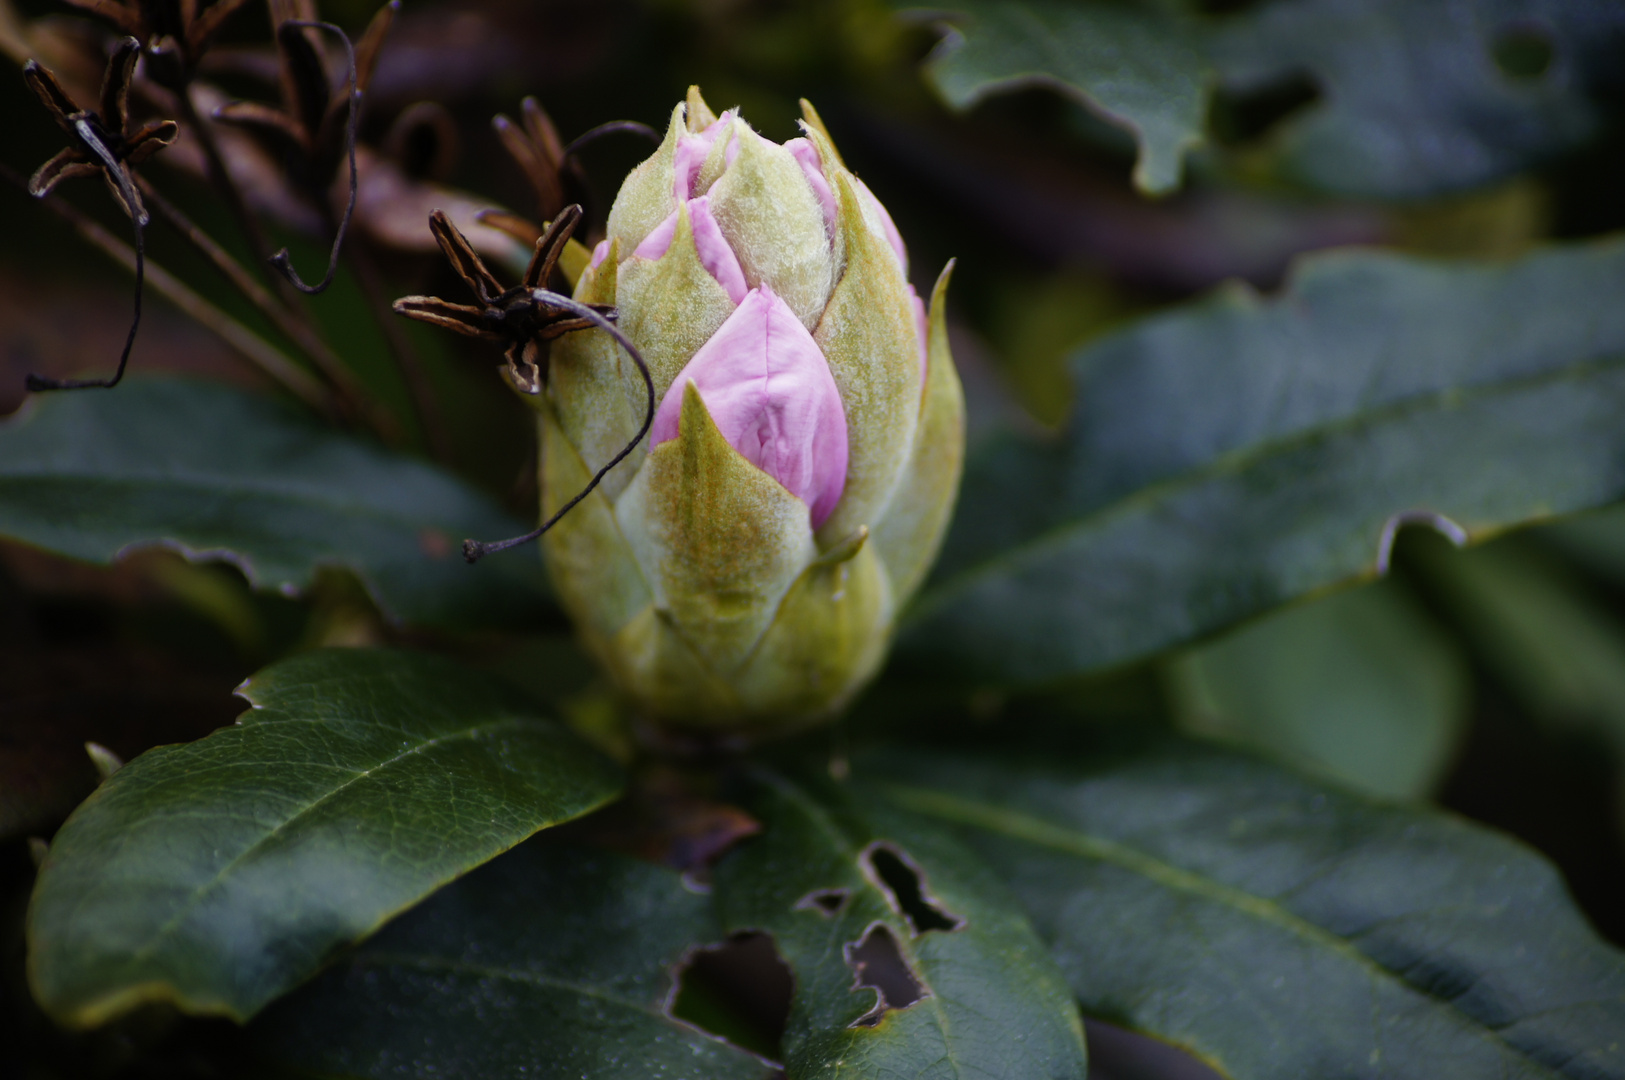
[535,88,964,733]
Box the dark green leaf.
[27,648,623,1027]
[900,0,1208,194]
[0,379,549,630]
[865,731,1625,1080]
[1211,0,1625,198]
[1169,579,1470,800]
[903,237,1625,686]
[253,839,773,1080]
[898,0,1625,199]
[713,768,1088,1079]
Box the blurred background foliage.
[4,0,1625,1074]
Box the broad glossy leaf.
[254,839,773,1080]
[0,379,549,629]
[903,237,1625,686]
[1212,0,1625,198]
[713,768,1088,1079]
[898,0,1625,200]
[865,730,1625,1080]
[27,648,622,1027]
[1170,579,1470,800]
[899,0,1208,194]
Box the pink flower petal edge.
[784,137,835,239]
[590,239,610,270]
[673,111,737,202]
[633,210,678,262]
[653,286,848,527]
[688,196,748,303]
[631,197,748,304]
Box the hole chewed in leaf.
[859,843,964,935]
[844,923,926,1028]
[794,888,850,918]
[668,932,792,1064]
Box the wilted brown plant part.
[24,36,177,218]
[481,96,656,248]
[215,0,394,200]
[394,204,655,560]
[19,38,178,390]
[209,2,391,292]
[55,0,254,88]
[493,95,585,230]
[394,204,611,395]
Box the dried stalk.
[344,242,453,463]
[134,175,380,427]
[8,169,332,413]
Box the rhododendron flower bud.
[534,87,963,734]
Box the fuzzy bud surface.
[536,88,964,734]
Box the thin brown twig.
[344,241,454,463]
[2,163,332,412]
[175,90,344,331]
[173,90,274,267]
[133,174,382,429]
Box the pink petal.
[633,208,679,261]
[631,198,746,304]
[673,111,736,201]
[653,286,848,527]
[854,176,907,276]
[910,284,929,383]
[784,137,835,239]
[590,239,610,270]
[688,196,747,303]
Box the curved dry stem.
[562,120,660,162]
[463,293,654,563]
[266,20,360,294]
[25,124,146,392]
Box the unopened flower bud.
[536,88,964,735]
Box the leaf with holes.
[897,0,1208,195]
[1211,0,1625,198]
[0,378,549,630]
[26,648,623,1027]
[865,727,1625,1080]
[711,767,1088,1079]
[901,236,1625,686]
[251,838,774,1080]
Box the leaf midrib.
[125,714,535,967]
[908,347,1625,623]
[882,782,1570,1077]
